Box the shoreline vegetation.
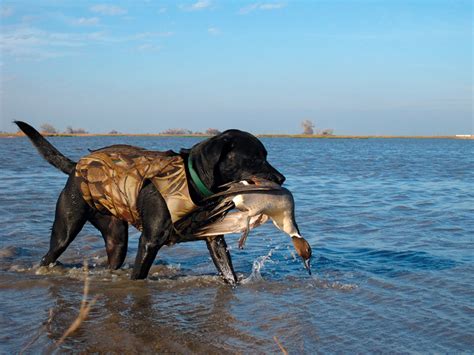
[1,132,472,139]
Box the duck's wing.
[174,195,235,236]
[193,212,269,237]
[174,180,279,239]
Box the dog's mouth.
[241,172,285,186]
[241,174,285,185]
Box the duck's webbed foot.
[238,228,249,249]
[238,217,250,249]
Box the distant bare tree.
[40,123,58,134]
[161,128,193,135]
[320,128,334,136]
[65,126,88,134]
[301,120,314,135]
[109,130,119,135]
[205,128,221,136]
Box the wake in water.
[2,243,358,291]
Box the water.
[1,136,473,353]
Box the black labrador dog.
[15,121,285,284]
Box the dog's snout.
[268,164,285,185]
[274,173,285,185]
[267,172,285,185]
[259,163,285,185]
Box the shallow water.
[1,136,473,353]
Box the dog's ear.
[189,133,233,189]
[196,133,233,168]
[180,133,232,157]
[202,134,233,164]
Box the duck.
[172,178,313,274]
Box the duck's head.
[291,235,312,275]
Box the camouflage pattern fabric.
[75,145,197,230]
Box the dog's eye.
[243,157,261,167]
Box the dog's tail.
[14,121,76,175]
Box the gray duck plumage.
[171,179,312,274]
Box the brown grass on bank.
[55,260,98,347]
[20,260,98,352]
[2,132,470,139]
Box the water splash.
[241,249,274,284]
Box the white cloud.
[137,43,161,52]
[72,17,100,26]
[260,3,285,10]
[90,4,127,16]
[0,27,79,59]
[1,5,14,18]
[0,25,173,60]
[127,32,174,40]
[239,4,258,15]
[208,27,220,36]
[20,15,40,24]
[239,2,286,15]
[180,0,212,12]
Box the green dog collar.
[187,156,214,197]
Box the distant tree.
[161,128,193,135]
[301,120,314,135]
[109,130,119,134]
[65,126,88,134]
[205,128,221,136]
[320,128,334,136]
[40,123,58,134]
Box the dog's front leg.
[206,236,238,285]
[131,183,173,280]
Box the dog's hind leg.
[131,183,173,280]
[89,212,128,270]
[206,236,238,285]
[40,176,89,266]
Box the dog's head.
[186,129,285,193]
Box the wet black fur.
[15,121,285,284]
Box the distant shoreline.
[1,133,472,139]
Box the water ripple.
[1,137,473,353]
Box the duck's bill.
[303,258,312,275]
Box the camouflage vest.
[75,145,197,230]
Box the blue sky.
[0,0,472,134]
